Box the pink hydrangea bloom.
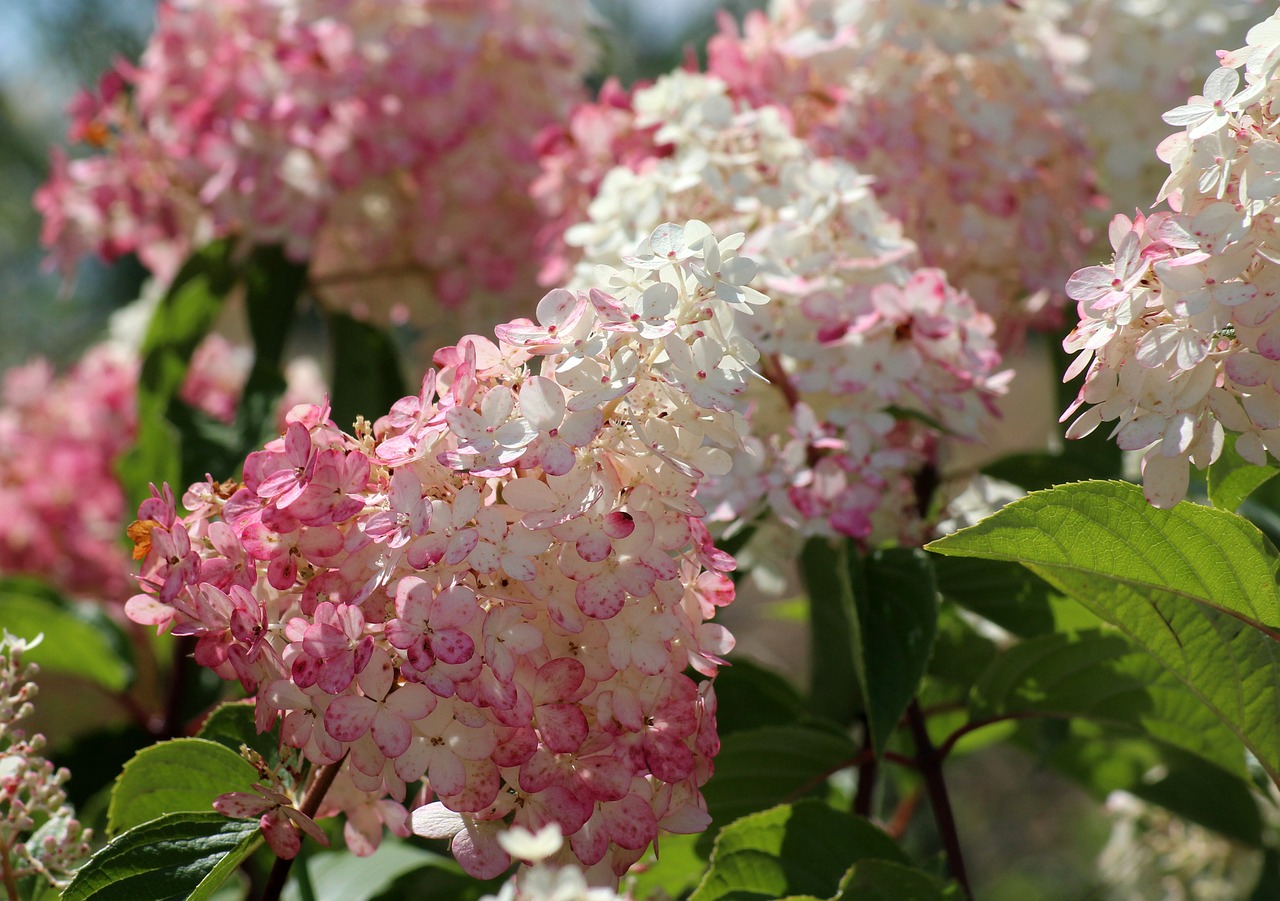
[543,70,1008,547]
[702,0,1100,341]
[1063,6,1280,507]
[36,0,592,330]
[127,223,763,877]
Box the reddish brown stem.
[259,759,345,901]
[906,700,971,899]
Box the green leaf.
[932,555,1056,638]
[281,839,448,901]
[118,240,238,511]
[968,630,1247,777]
[237,245,307,452]
[108,738,259,835]
[327,311,407,430]
[0,578,131,691]
[801,537,861,725]
[62,812,262,901]
[701,725,857,838]
[197,701,281,764]
[834,859,956,900]
[1208,433,1280,512]
[927,480,1280,784]
[713,658,808,735]
[626,833,707,898]
[690,799,906,901]
[854,548,939,755]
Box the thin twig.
[260,759,345,901]
[906,700,972,899]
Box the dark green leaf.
[714,658,807,735]
[701,725,857,839]
[118,240,238,511]
[108,738,259,835]
[0,578,131,691]
[237,245,308,453]
[690,799,906,901]
[1208,433,1280,512]
[854,548,939,755]
[801,537,861,725]
[932,556,1056,638]
[62,812,261,901]
[197,701,280,764]
[327,311,406,430]
[927,480,1280,784]
[833,859,956,900]
[968,630,1247,777]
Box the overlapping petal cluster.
[0,328,316,604]
[1040,0,1261,213]
[701,0,1098,341]
[1063,8,1280,508]
[125,225,758,879]
[543,70,1007,546]
[36,0,591,327]
[0,633,93,891]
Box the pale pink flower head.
[37,0,593,333]
[127,224,766,875]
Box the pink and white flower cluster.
[125,224,759,879]
[693,0,1096,343]
[36,0,591,327]
[1063,8,1280,507]
[0,633,92,891]
[535,1,1100,344]
[544,70,1007,546]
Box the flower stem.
[260,759,344,901]
[906,700,971,899]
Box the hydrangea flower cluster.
[125,224,759,879]
[1062,8,1280,507]
[700,0,1099,341]
[36,0,591,327]
[1042,0,1262,213]
[0,633,93,893]
[545,69,1007,546]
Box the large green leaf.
[968,630,1246,777]
[1208,433,1280,512]
[108,738,259,835]
[690,800,906,901]
[854,548,939,755]
[62,812,261,901]
[237,245,307,452]
[701,724,857,836]
[927,480,1280,784]
[0,578,131,691]
[118,241,238,511]
[833,860,956,900]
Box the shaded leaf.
[928,480,1280,784]
[713,658,807,736]
[701,725,857,839]
[328,311,406,430]
[801,537,860,725]
[1208,433,1280,513]
[0,578,131,691]
[690,799,905,901]
[197,701,281,765]
[855,548,938,755]
[932,555,1055,638]
[118,240,238,511]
